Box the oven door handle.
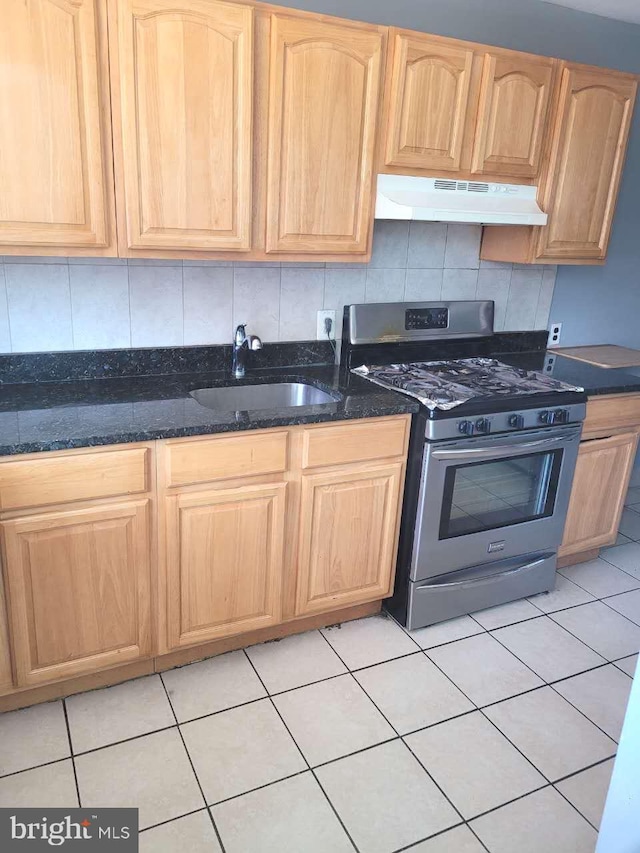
[431,431,579,462]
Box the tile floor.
[2,506,640,851]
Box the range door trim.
[411,424,582,582]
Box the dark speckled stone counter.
[500,351,640,396]
[0,364,418,456]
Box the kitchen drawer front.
[165,431,289,487]
[582,393,640,437]
[0,447,150,512]
[301,416,409,470]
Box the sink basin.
[190,382,340,411]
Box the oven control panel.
[405,307,448,331]
[426,403,587,441]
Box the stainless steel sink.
[190,382,340,411]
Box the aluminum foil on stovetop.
[352,358,584,411]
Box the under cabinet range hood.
[375,174,548,226]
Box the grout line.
[158,672,227,853]
[62,699,81,807]
[138,806,210,835]
[241,648,360,853]
[390,820,467,853]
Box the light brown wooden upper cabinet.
[108,0,253,253]
[536,63,637,261]
[471,49,555,178]
[382,31,556,181]
[0,0,115,255]
[383,31,475,173]
[265,14,383,254]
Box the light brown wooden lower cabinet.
[559,431,639,562]
[0,416,410,707]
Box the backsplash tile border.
[0,223,556,354]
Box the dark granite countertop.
[0,364,419,456]
[499,351,640,396]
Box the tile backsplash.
[0,223,556,354]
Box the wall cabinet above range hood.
[375,175,548,226]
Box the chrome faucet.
[232,324,262,379]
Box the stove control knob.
[508,414,525,430]
[554,408,570,424]
[475,418,491,434]
[458,420,475,435]
[539,410,552,424]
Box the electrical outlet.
[317,309,336,340]
[548,322,562,348]
[544,353,557,374]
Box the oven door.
[411,425,582,581]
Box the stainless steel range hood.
[375,174,548,226]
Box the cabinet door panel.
[560,432,639,557]
[111,0,253,251]
[384,32,474,172]
[472,52,555,177]
[296,463,403,616]
[0,0,113,249]
[166,483,286,648]
[266,15,382,253]
[538,66,637,260]
[2,501,152,686]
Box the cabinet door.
[0,0,113,250]
[560,432,639,558]
[296,463,403,616]
[166,483,286,649]
[266,15,383,254]
[110,0,253,252]
[537,65,637,260]
[2,501,152,687]
[471,51,555,177]
[0,573,13,695]
[383,31,474,172]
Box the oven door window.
[439,449,563,539]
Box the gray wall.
[274,0,640,349]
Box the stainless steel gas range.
[341,300,588,630]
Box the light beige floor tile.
[405,711,545,819]
[212,772,353,853]
[470,786,597,853]
[0,700,69,776]
[471,598,542,630]
[426,633,543,707]
[246,630,346,694]
[559,558,640,597]
[618,507,640,540]
[493,616,605,682]
[528,573,595,613]
[316,740,458,853]
[405,615,484,650]
[75,729,203,830]
[0,760,78,807]
[354,653,473,734]
[321,615,419,670]
[550,601,640,660]
[406,825,485,853]
[161,651,266,722]
[556,758,615,829]
[615,653,638,677]
[484,687,616,781]
[139,810,222,853]
[272,674,395,766]
[553,664,632,741]
[599,541,640,577]
[624,486,640,506]
[602,532,632,549]
[604,588,640,625]
[181,698,306,804]
[66,675,175,753]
